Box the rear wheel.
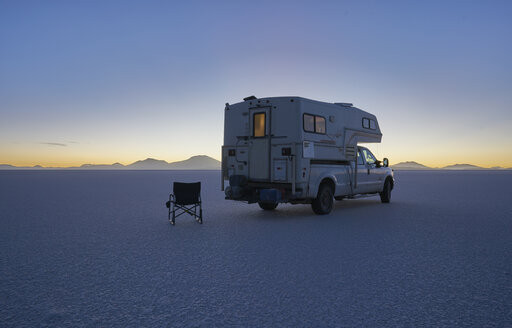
[380,179,392,203]
[311,183,334,215]
[258,202,278,211]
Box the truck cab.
[355,146,393,194]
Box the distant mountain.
[167,155,221,170]
[127,158,170,169]
[390,161,505,170]
[0,155,221,170]
[80,162,126,169]
[391,161,431,170]
[125,156,220,170]
[0,164,44,169]
[441,164,484,170]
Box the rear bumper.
[225,182,302,204]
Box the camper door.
[249,107,270,181]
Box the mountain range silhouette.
[0,155,220,170]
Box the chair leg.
[171,203,175,225]
[167,196,170,222]
[199,202,203,224]
[168,195,175,225]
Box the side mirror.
[383,158,389,167]
[375,160,382,168]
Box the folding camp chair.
[166,182,202,225]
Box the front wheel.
[258,202,278,211]
[380,179,392,203]
[311,183,334,215]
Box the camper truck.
[221,96,394,214]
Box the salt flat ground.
[0,170,511,327]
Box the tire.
[258,202,278,211]
[311,183,334,215]
[380,178,392,203]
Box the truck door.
[354,149,372,194]
[248,107,271,181]
[359,148,382,193]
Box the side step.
[345,193,379,200]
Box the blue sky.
[1,0,511,167]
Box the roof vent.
[243,95,257,101]
[334,103,354,107]
[334,102,353,107]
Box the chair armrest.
[166,194,176,208]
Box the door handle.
[367,168,370,175]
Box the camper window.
[362,118,376,130]
[304,114,315,132]
[315,116,326,134]
[303,113,326,134]
[253,112,266,137]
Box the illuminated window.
[303,113,326,134]
[304,114,315,132]
[253,112,266,137]
[315,116,326,134]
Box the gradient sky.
[1,0,511,167]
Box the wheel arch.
[384,175,394,190]
[320,177,336,194]
[307,167,339,198]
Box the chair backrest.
[173,182,201,205]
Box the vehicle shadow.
[248,197,390,221]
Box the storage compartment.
[273,159,287,181]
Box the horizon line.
[1,158,511,170]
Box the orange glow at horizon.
[2,145,512,168]
[1,153,223,168]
